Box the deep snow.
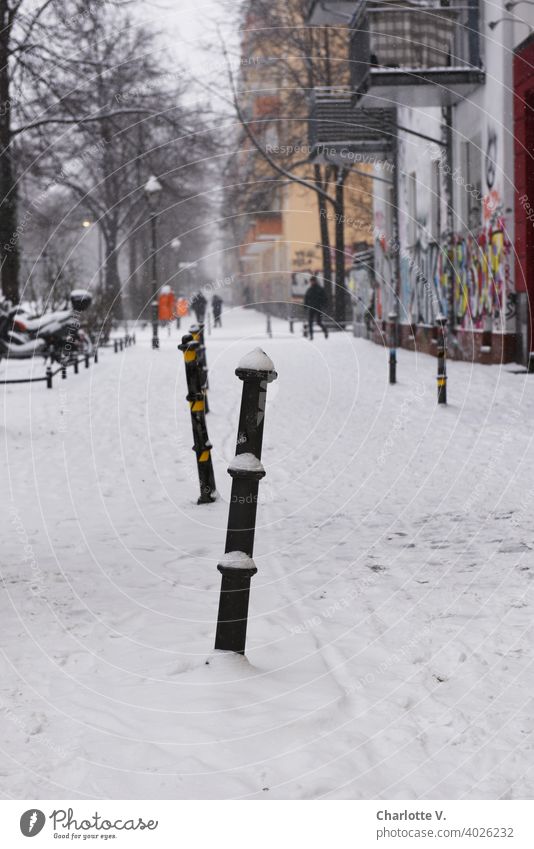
[0,306,533,800]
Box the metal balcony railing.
[350,0,483,99]
[309,88,396,159]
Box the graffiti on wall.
[373,213,513,330]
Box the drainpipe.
[443,104,456,336]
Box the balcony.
[305,1,358,24]
[350,0,485,107]
[309,89,396,165]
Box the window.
[430,159,441,241]
[462,137,482,230]
[407,171,417,246]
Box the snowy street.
[1,307,533,800]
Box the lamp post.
[145,175,163,349]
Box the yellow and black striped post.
[388,310,398,385]
[178,333,216,504]
[190,323,209,413]
[214,348,277,655]
[436,314,447,405]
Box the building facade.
[306,0,532,364]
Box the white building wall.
[372,0,516,341]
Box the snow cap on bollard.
[236,347,277,382]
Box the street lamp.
[145,175,163,349]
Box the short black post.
[178,334,216,504]
[151,300,159,350]
[266,314,272,338]
[214,348,277,655]
[528,352,534,374]
[119,338,124,352]
[289,318,294,334]
[436,313,447,405]
[85,353,90,368]
[74,358,79,374]
[114,339,118,354]
[94,348,99,364]
[388,310,398,385]
[46,366,53,389]
[61,363,67,380]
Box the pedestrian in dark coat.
[304,276,328,340]
[191,291,207,323]
[212,294,223,327]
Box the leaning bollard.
[214,348,277,655]
[388,310,398,385]
[178,334,216,504]
[190,323,210,414]
[46,366,53,389]
[436,313,447,405]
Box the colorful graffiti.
[385,214,513,330]
[450,217,512,330]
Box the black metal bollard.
[190,323,210,413]
[46,366,53,389]
[388,310,398,385]
[266,314,272,338]
[178,334,216,504]
[114,339,118,354]
[289,317,294,334]
[214,347,278,655]
[119,338,124,352]
[85,353,90,368]
[436,314,447,405]
[61,363,67,380]
[94,348,99,364]
[74,358,79,374]
[151,300,159,349]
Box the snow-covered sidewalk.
[1,306,532,799]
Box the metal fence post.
[214,347,277,655]
[178,334,217,504]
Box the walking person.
[190,291,207,323]
[212,294,223,328]
[304,276,328,340]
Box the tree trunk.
[104,240,123,319]
[314,164,333,317]
[0,2,19,303]
[334,169,346,326]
